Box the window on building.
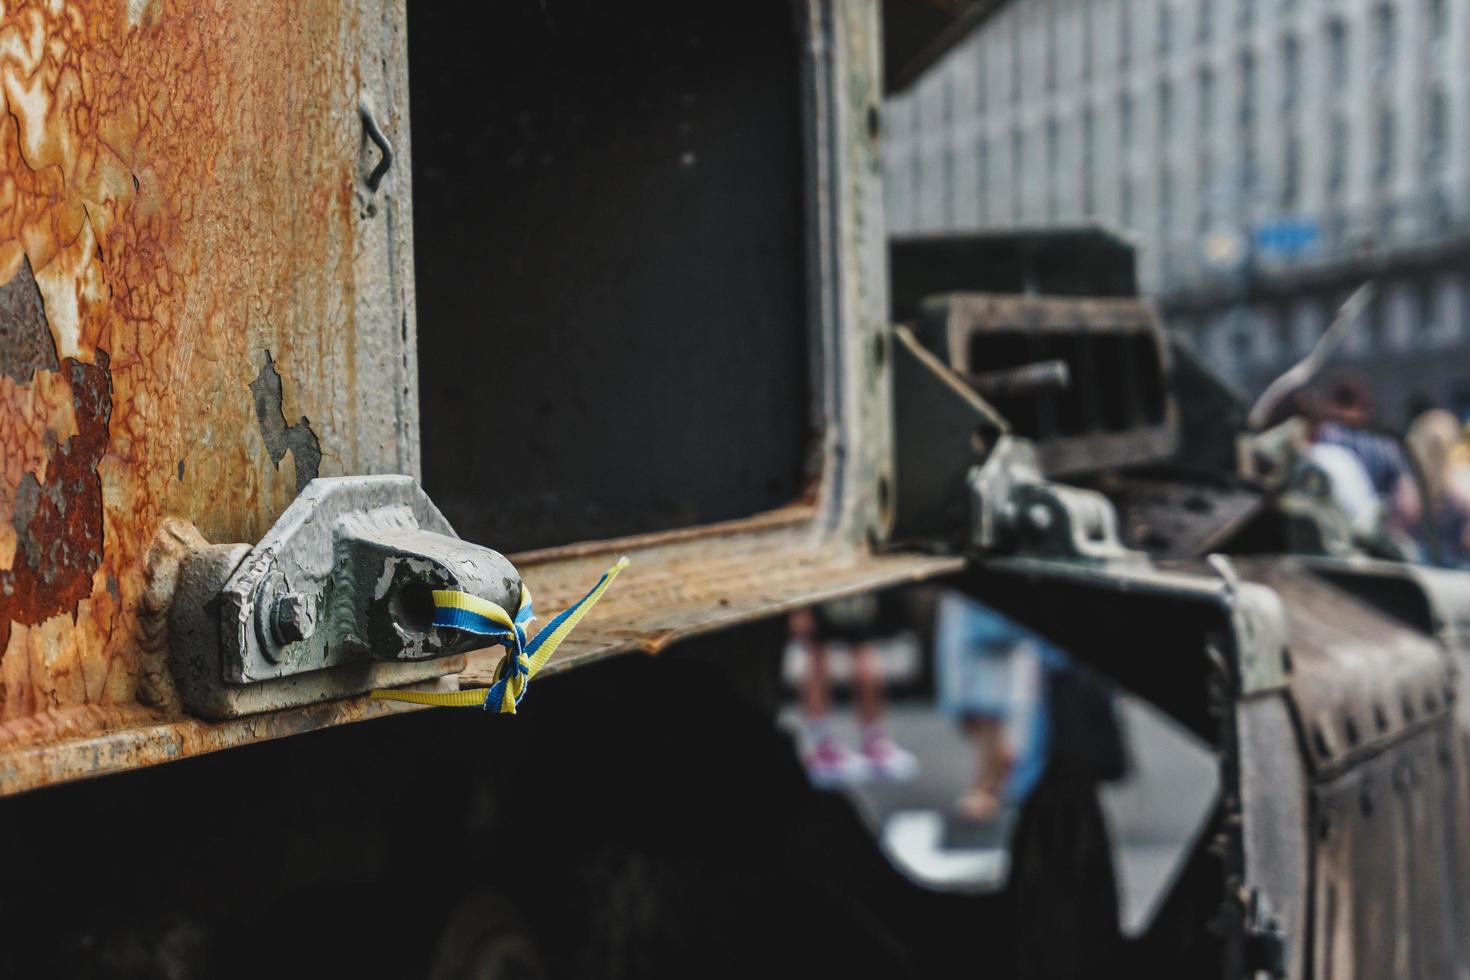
[923,152,943,229]
[974,42,986,110]
[1045,0,1058,92]
[910,141,922,222]
[1159,80,1174,136]
[1375,104,1394,183]
[1418,278,1438,344]
[1011,127,1024,220]
[1160,164,1175,231]
[1081,2,1094,79]
[1238,50,1256,126]
[1120,2,1132,67]
[1426,87,1447,172]
[1375,4,1395,75]
[1367,292,1387,351]
[1198,0,1213,43]
[1429,0,1448,36]
[1199,66,1215,132]
[1327,20,1348,90]
[978,137,990,224]
[1046,117,1060,220]
[1081,106,1096,214]
[1122,176,1136,228]
[1121,90,1135,147]
[1281,133,1300,208]
[1012,16,1023,103]
[1327,114,1347,193]
[942,142,955,227]
[1281,36,1299,110]
[1159,2,1173,56]
[1241,138,1259,201]
[1429,0,1449,67]
[1239,0,1255,30]
[1274,307,1293,364]
[1198,150,1215,229]
[1230,323,1253,378]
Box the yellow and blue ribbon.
[370,557,629,713]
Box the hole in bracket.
[393,582,437,636]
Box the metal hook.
[359,101,394,193]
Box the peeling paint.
[0,352,110,664]
[0,255,56,382]
[0,0,417,756]
[249,350,323,495]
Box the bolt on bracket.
[968,435,1144,565]
[169,476,521,719]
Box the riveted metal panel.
[1311,723,1464,980]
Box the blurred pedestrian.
[1311,373,1422,549]
[790,593,919,789]
[1312,372,1420,539]
[934,592,1129,823]
[1405,408,1470,567]
[933,591,1030,820]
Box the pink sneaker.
[862,729,919,782]
[806,734,872,788]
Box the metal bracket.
[968,435,1145,565]
[221,476,519,682]
[170,476,521,718]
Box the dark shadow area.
[409,0,812,553]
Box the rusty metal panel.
[0,521,961,796]
[0,2,415,761]
[1311,723,1463,980]
[0,0,922,796]
[464,518,963,685]
[1231,560,1456,775]
[1237,695,1310,980]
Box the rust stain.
[0,355,111,683]
[0,0,373,747]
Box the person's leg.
[851,641,882,727]
[853,642,918,780]
[957,714,1013,821]
[801,638,831,722]
[791,611,869,787]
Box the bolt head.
[273,592,317,644]
[1026,502,1054,533]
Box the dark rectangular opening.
[966,329,1044,438]
[1132,334,1167,425]
[1041,332,1088,436]
[1095,334,1132,433]
[408,1,811,553]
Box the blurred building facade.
[884,0,1470,423]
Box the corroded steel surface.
[0,0,909,796]
[463,518,964,686]
[0,2,414,759]
[0,525,960,796]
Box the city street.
[786,690,1218,936]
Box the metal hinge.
[968,435,1145,566]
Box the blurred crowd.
[1297,372,1470,569]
